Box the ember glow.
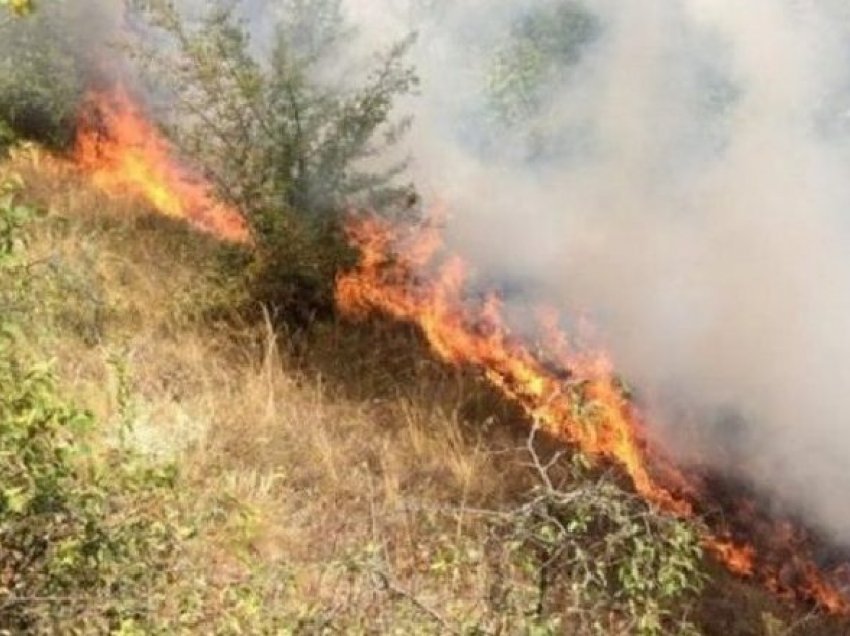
[336,212,850,614]
[74,87,249,243]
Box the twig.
[373,567,460,636]
[526,424,554,492]
[391,500,509,520]
[782,609,819,635]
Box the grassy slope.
[3,146,848,634]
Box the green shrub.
[487,2,598,123]
[132,0,417,222]
[125,0,418,323]
[478,433,706,635]
[0,173,35,327]
[0,358,180,632]
[0,0,35,18]
[0,118,15,155]
[0,177,183,632]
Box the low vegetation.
[0,143,847,634]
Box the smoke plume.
[341,0,850,543]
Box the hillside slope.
[1,146,847,634]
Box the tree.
[131,0,418,226]
[125,0,418,320]
[486,2,598,125]
[481,1,599,165]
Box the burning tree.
[121,0,419,320]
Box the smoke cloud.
[339,0,850,542]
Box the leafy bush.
[486,2,599,127]
[478,431,706,635]
[132,0,418,222]
[308,425,707,634]
[0,178,184,632]
[0,0,34,18]
[0,119,15,154]
[127,0,418,320]
[0,173,35,328]
[0,359,185,632]
[477,1,600,166]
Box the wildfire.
[335,211,850,615]
[74,87,250,244]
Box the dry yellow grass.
[3,146,545,631]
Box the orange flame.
[335,211,850,614]
[74,87,250,243]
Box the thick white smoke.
[342,0,850,541]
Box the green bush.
[0,173,35,326]
[129,0,418,322]
[0,177,185,632]
[132,0,418,222]
[0,119,15,155]
[486,2,599,127]
[0,0,34,18]
[481,433,706,635]
[0,358,183,632]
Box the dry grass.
[4,145,849,633]
[3,146,543,630]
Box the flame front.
[336,212,850,615]
[74,87,249,243]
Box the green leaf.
[4,486,31,513]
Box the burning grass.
[2,148,849,633]
[335,210,850,619]
[73,86,251,244]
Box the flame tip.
[74,85,249,244]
